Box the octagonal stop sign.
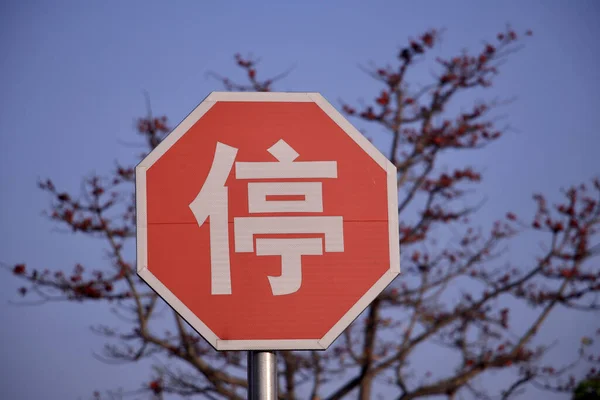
[136,92,400,350]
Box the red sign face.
[136,92,399,350]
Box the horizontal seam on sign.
[146,220,392,225]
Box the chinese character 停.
[189,139,344,296]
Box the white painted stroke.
[236,139,338,179]
[247,182,323,213]
[236,161,337,179]
[256,238,323,295]
[234,216,344,253]
[189,142,238,295]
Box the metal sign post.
[248,350,277,399]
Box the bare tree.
[8,27,600,400]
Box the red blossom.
[149,380,162,394]
[360,107,377,120]
[411,251,420,262]
[342,104,356,115]
[552,222,564,233]
[560,268,576,279]
[421,31,435,47]
[13,264,25,275]
[387,73,400,86]
[376,91,390,106]
[410,41,424,54]
[440,73,457,84]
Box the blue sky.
[1,1,599,399]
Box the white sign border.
[136,92,400,351]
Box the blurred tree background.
[1,2,599,399]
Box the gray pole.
[248,350,277,400]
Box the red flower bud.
[149,380,162,394]
[13,264,26,275]
[421,32,434,47]
[376,91,390,106]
